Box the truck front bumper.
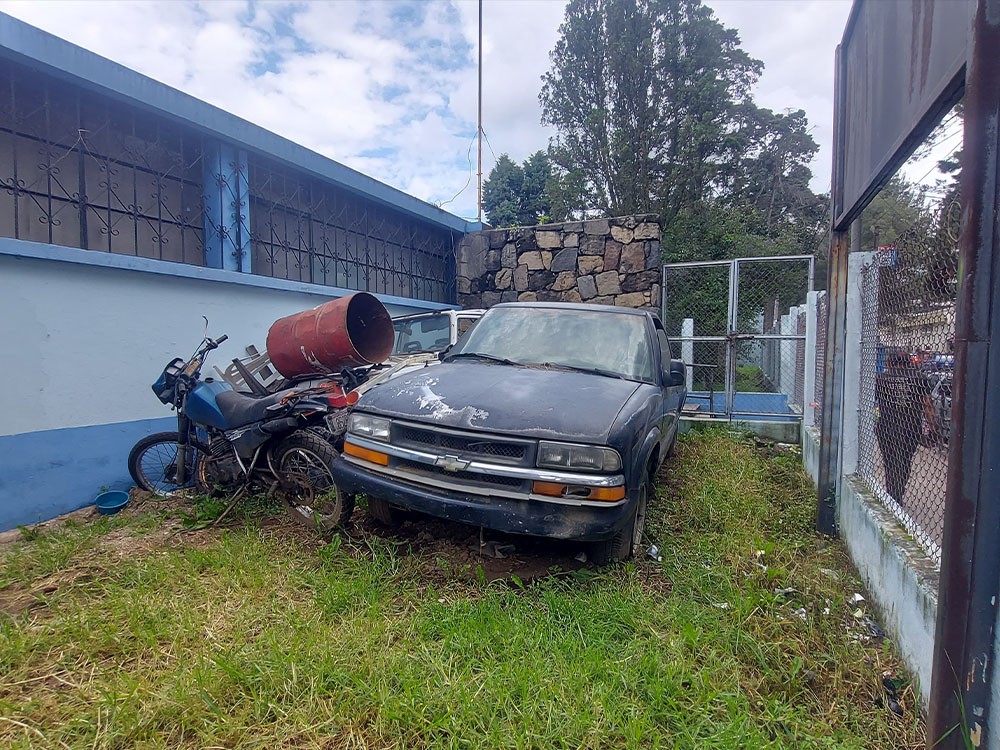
[332,455,635,542]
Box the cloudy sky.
[0,0,947,221]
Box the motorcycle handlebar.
[212,334,229,348]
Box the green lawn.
[0,431,923,749]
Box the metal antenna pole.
[477,0,483,224]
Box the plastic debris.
[713,602,731,610]
[886,695,904,717]
[850,593,866,604]
[647,545,663,562]
[852,608,865,619]
[863,616,885,638]
[574,551,588,563]
[791,607,807,622]
[774,587,799,597]
[881,673,905,716]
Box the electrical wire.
[481,128,499,165]
[911,137,963,187]
[437,132,478,209]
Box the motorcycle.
[127,329,355,533]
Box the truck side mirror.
[664,359,685,387]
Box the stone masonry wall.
[456,214,662,312]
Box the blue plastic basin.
[94,490,130,515]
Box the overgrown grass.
[0,431,923,748]
[734,364,766,392]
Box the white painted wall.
[780,312,795,398]
[0,252,439,437]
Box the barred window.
[0,59,206,264]
[248,158,455,302]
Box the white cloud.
[0,0,865,222]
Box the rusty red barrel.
[265,292,394,378]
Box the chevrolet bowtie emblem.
[435,454,470,472]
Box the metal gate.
[661,255,815,422]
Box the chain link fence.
[813,292,827,429]
[664,257,812,420]
[855,203,959,563]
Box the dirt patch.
[349,511,590,584]
[0,568,92,616]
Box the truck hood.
[356,361,641,444]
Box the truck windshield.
[392,313,452,355]
[451,307,654,382]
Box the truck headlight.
[537,442,622,472]
[349,413,391,442]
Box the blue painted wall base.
[0,417,174,531]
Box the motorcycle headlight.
[348,413,391,442]
[537,441,622,472]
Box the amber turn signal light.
[532,481,625,502]
[344,441,389,466]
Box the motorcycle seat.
[215,389,290,428]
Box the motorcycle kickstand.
[209,484,251,528]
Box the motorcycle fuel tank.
[185,379,234,430]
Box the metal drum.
[265,292,394,378]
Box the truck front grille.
[393,423,530,464]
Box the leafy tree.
[859,176,930,251]
[482,151,555,227]
[537,0,831,361]
[540,0,762,221]
[482,154,523,228]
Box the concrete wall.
[457,215,662,311]
[799,252,939,708]
[838,476,939,706]
[0,239,449,531]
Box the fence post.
[840,252,872,479]
[780,312,794,399]
[804,292,818,427]
[681,318,694,392]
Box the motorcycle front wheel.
[128,432,207,497]
[272,431,354,534]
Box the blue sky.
[0,0,958,221]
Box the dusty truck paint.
[361,364,642,441]
[332,302,687,563]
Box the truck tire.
[367,496,402,527]
[589,479,648,565]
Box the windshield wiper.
[539,362,626,380]
[446,351,520,366]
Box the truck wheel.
[589,481,648,565]
[367,496,402,527]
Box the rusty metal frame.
[927,1,1000,745]
[826,1,1000,745]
